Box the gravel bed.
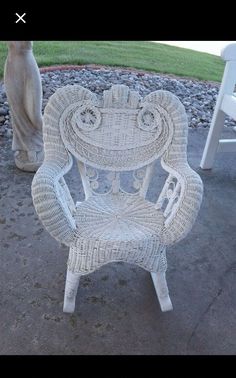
[0,66,235,138]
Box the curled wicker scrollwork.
[132,168,146,191]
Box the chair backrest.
[43,84,188,198]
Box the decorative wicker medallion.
[72,104,101,131]
[137,104,162,132]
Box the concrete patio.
[0,126,236,355]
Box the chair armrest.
[159,162,203,246]
[58,177,76,216]
[31,161,77,246]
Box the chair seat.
[67,193,165,274]
[75,193,164,241]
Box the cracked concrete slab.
[1,127,236,355]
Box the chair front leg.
[63,269,81,313]
[151,250,173,314]
[151,271,173,312]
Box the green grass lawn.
[0,41,225,82]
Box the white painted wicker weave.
[32,84,203,313]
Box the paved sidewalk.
[0,127,236,355]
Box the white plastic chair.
[32,84,203,313]
[200,43,236,169]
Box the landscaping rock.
[0,66,235,138]
[0,107,8,116]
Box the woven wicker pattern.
[57,85,173,171]
[67,193,165,273]
[32,83,203,290]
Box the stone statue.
[4,41,44,172]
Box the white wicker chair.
[200,43,236,169]
[32,84,203,313]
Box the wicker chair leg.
[150,271,173,312]
[63,269,81,313]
